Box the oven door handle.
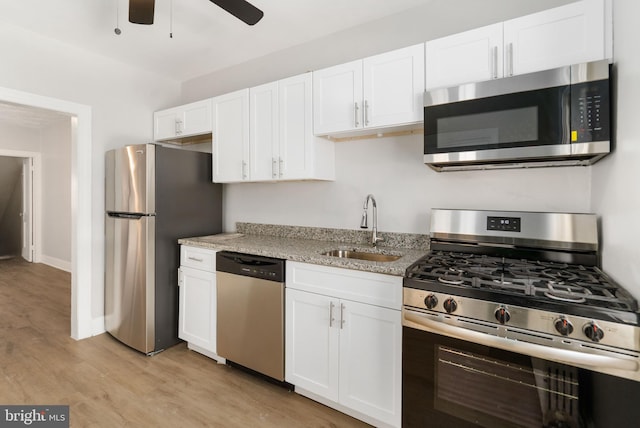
[404,310,639,373]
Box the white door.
[178,266,217,353]
[285,289,340,401]
[425,23,504,89]
[249,81,279,181]
[363,43,425,127]
[338,301,402,428]
[181,99,212,137]
[504,0,606,76]
[278,73,313,180]
[211,89,250,183]
[313,60,363,135]
[21,157,33,262]
[153,108,178,141]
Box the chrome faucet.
[360,194,383,247]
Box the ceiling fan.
[129,0,264,26]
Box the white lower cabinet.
[178,246,223,362]
[285,262,402,428]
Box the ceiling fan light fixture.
[129,0,155,25]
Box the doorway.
[0,86,93,340]
[0,156,33,261]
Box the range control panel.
[487,216,521,232]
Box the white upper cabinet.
[154,99,212,142]
[313,44,424,137]
[213,73,334,183]
[211,89,250,183]
[426,23,503,90]
[504,0,607,77]
[278,73,334,181]
[249,81,279,181]
[425,0,611,90]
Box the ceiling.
[0,102,71,129]
[0,0,432,82]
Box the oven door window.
[435,346,578,428]
[424,85,568,154]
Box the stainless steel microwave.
[424,60,611,171]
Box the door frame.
[0,86,93,340]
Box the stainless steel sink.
[321,249,401,262]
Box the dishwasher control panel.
[216,251,285,282]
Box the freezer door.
[105,213,156,353]
[105,144,155,214]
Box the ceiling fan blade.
[210,0,264,26]
[129,0,155,25]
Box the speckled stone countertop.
[178,223,430,276]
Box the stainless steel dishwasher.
[216,251,286,382]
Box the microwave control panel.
[571,79,610,143]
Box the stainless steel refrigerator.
[105,143,222,354]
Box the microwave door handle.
[563,86,572,144]
[507,42,514,76]
[403,310,639,373]
[492,46,498,79]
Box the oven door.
[403,310,640,428]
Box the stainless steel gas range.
[402,209,640,428]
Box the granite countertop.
[178,223,430,276]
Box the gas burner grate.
[406,251,638,312]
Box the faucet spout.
[360,194,383,247]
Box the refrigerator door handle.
[107,212,145,220]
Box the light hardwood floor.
[0,258,370,427]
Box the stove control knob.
[443,298,457,314]
[583,322,605,342]
[424,294,438,310]
[494,306,511,324]
[554,317,574,336]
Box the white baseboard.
[40,255,72,272]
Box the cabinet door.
[178,266,217,353]
[154,108,178,141]
[181,99,212,137]
[249,82,279,181]
[504,0,606,76]
[313,60,363,135]
[425,23,503,90]
[285,289,339,402]
[338,301,402,428]
[278,72,313,180]
[363,44,425,127]
[211,89,250,183]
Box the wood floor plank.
[0,259,370,427]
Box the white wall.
[0,23,182,326]
[40,119,72,270]
[0,119,73,269]
[591,0,640,297]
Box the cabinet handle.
[364,100,370,126]
[329,301,336,327]
[175,119,183,135]
[187,256,203,262]
[272,158,277,178]
[492,46,498,79]
[178,269,182,286]
[278,157,284,178]
[242,161,248,180]
[354,102,360,127]
[340,303,346,329]
[507,42,514,77]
